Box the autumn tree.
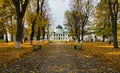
[79,0,93,41]
[69,0,81,42]
[41,1,51,40]
[30,0,39,44]
[64,10,75,41]
[12,0,29,48]
[66,0,93,42]
[0,0,9,43]
[26,0,51,44]
[108,0,119,48]
[0,0,16,42]
[35,0,51,41]
[36,0,42,40]
[7,1,16,42]
[24,0,40,45]
[95,0,112,42]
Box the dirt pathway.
[1,43,119,73]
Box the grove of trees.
[65,0,94,42]
[0,0,51,48]
[0,0,119,48]
[64,0,119,48]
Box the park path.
[1,43,119,73]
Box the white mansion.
[49,25,69,41]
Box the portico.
[50,25,69,41]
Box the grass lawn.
[0,41,49,69]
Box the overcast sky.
[48,0,70,29]
[48,0,99,29]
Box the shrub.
[74,44,82,50]
[74,45,77,50]
[32,45,42,51]
[50,41,52,43]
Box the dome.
[56,25,63,29]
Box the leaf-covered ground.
[0,41,49,69]
[81,42,120,71]
[0,42,120,72]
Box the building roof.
[87,30,99,34]
[56,25,63,29]
[50,25,69,34]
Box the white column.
[53,34,54,40]
[65,34,67,40]
[62,34,63,40]
[56,34,57,40]
[55,34,57,40]
[57,34,58,40]
[60,34,61,40]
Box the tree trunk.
[1,34,4,39]
[112,21,118,48]
[30,0,39,45]
[78,34,80,42]
[102,35,105,42]
[12,0,29,48]
[10,15,14,41]
[46,24,50,40]
[30,20,35,45]
[37,27,40,40]
[72,37,75,42]
[21,25,24,44]
[108,0,118,48]
[42,27,45,40]
[37,0,39,13]
[36,0,41,41]
[47,25,49,40]
[11,34,14,41]
[75,22,78,42]
[81,25,84,41]
[15,16,23,48]
[5,33,8,43]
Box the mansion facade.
[49,25,103,42]
[49,25,69,41]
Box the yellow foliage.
[68,42,120,70]
[0,42,32,68]
[83,42,120,70]
[36,14,41,26]
[0,41,48,69]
